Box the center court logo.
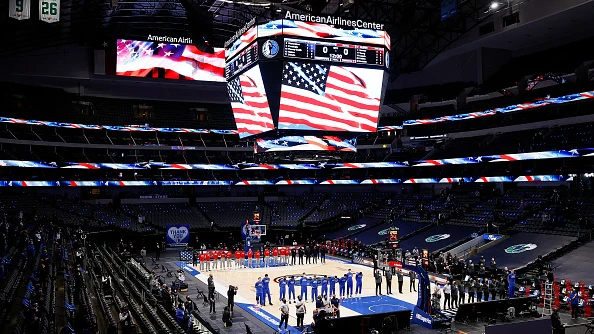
[348,224,367,231]
[425,234,450,243]
[505,243,538,254]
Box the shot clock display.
[284,38,385,67]
[387,227,399,247]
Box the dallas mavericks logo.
[378,228,390,236]
[505,244,537,254]
[167,226,189,244]
[425,234,450,243]
[262,40,279,58]
[348,224,367,231]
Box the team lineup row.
[192,247,328,270]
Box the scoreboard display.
[224,17,389,138]
[284,38,385,67]
[225,42,259,80]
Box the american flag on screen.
[227,69,274,138]
[226,26,257,59]
[278,62,381,132]
[116,39,225,82]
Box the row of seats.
[2,86,236,130]
[121,203,210,229]
[305,192,388,223]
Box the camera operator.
[227,285,237,316]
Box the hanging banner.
[166,224,190,247]
[9,0,31,20]
[39,0,60,23]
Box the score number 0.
[322,46,349,55]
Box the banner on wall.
[9,0,31,20]
[39,0,60,23]
[166,224,190,247]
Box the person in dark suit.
[476,282,483,302]
[409,270,417,292]
[385,270,392,294]
[227,285,237,316]
[482,281,489,301]
[375,270,383,296]
[397,270,404,294]
[451,282,458,308]
[458,281,465,305]
[489,280,497,301]
[467,279,475,303]
[498,279,506,299]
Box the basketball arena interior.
[2,0,594,333]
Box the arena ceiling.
[0,0,494,81]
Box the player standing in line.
[355,272,363,296]
[279,248,286,266]
[272,247,279,266]
[300,273,309,302]
[247,248,253,268]
[255,277,265,306]
[239,250,245,269]
[263,274,273,305]
[212,250,218,270]
[205,252,211,271]
[346,269,354,298]
[321,275,329,297]
[329,276,338,297]
[288,276,296,304]
[199,251,205,271]
[255,250,261,268]
[279,276,287,302]
[264,248,270,267]
[285,248,291,265]
[311,275,319,302]
[226,250,232,269]
[233,249,240,269]
[339,274,347,299]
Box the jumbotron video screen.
[277,61,383,132]
[224,17,389,139]
[116,39,225,82]
[226,65,275,138]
